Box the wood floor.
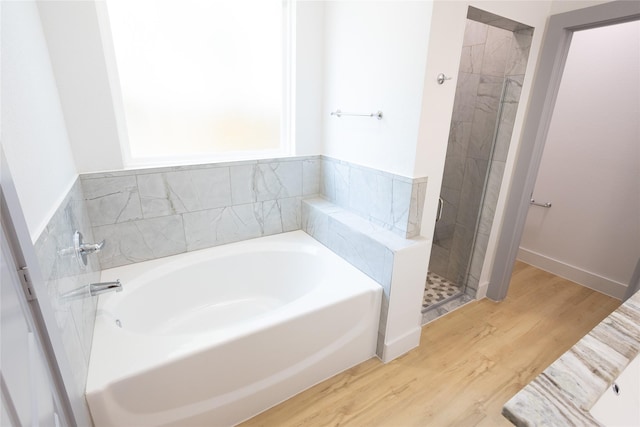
[240,262,621,427]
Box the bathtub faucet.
[79,240,105,255]
[90,280,123,296]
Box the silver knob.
[437,73,452,85]
[73,231,105,267]
[79,240,105,255]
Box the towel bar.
[530,199,552,208]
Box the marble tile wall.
[466,31,529,295]
[33,178,101,410]
[466,75,524,294]
[320,157,427,238]
[81,155,427,269]
[430,18,532,296]
[81,157,321,269]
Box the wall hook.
[437,73,452,85]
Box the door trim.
[1,150,80,426]
[487,0,640,301]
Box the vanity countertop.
[502,289,640,426]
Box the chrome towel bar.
[530,199,552,208]
[330,109,383,120]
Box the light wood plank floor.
[241,261,621,426]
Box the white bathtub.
[86,231,382,427]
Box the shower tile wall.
[430,19,531,293]
[33,179,101,411]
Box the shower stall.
[423,9,533,313]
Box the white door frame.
[487,0,640,301]
[2,213,63,426]
[0,150,90,426]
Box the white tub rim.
[87,231,382,395]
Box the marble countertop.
[502,289,640,426]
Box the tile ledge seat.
[302,197,419,253]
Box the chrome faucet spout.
[90,280,123,296]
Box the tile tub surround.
[320,157,427,238]
[81,157,321,269]
[81,155,428,269]
[302,197,429,362]
[33,178,101,413]
[502,289,639,426]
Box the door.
[519,21,640,298]
[487,1,640,301]
[1,222,62,427]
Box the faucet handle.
[80,239,105,254]
[73,231,105,267]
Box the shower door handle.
[436,197,444,222]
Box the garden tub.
[86,231,382,426]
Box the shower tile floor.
[422,272,462,310]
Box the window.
[104,0,294,166]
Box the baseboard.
[381,327,421,363]
[476,281,489,299]
[517,248,626,299]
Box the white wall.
[519,20,640,298]
[549,0,610,15]
[294,1,325,157]
[37,1,125,174]
[321,1,433,178]
[1,1,78,241]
